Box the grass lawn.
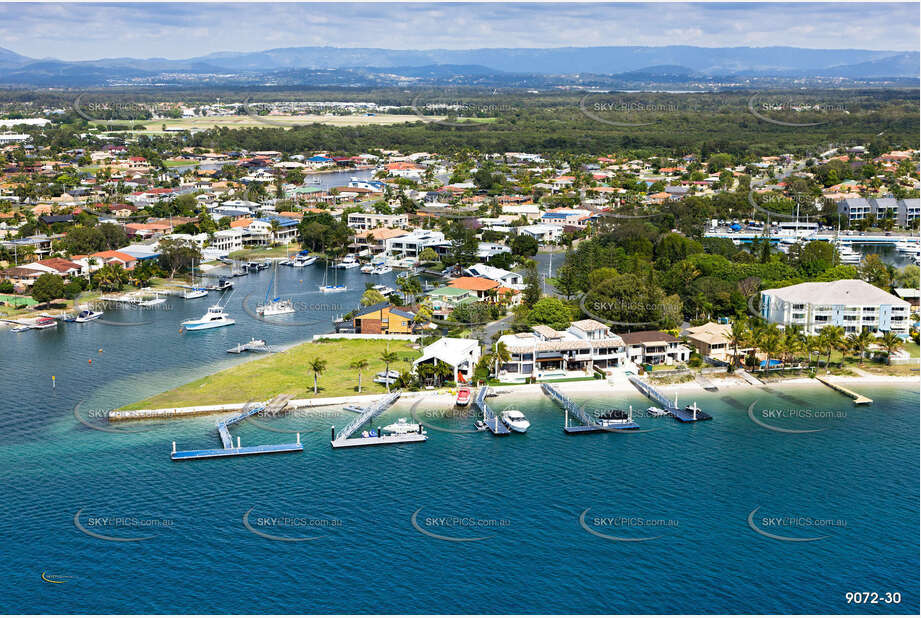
[121,338,419,410]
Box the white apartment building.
[347,212,409,231]
[761,279,912,337]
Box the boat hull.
[181,319,235,331]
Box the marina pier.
[473,387,510,435]
[627,375,712,422]
[331,391,425,448]
[815,377,873,405]
[171,395,302,460]
[542,383,640,432]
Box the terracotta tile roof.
[448,276,500,292]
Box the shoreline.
[108,373,918,421]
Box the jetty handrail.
[220,403,267,427]
[627,375,673,409]
[541,383,597,427]
[336,391,402,441]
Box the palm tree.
[759,324,782,373]
[805,335,823,370]
[849,328,875,367]
[493,341,510,378]
[877,331,903,365]
[350,358,369,393]
[728,319,748,369]
[819,325,846,370]
[308,357,327,394]
[783,328,805,369]
[434,360,454,386]
[379,350,400,392]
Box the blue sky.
[1,2,918,60]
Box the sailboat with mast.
[183,260,208,299]
[319,254,348,293]
[257,262,295,315]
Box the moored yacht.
[383,418,425,435]
[74,309,103,323]
[501,409,531,433]
[181,304,235,331]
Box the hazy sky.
[1,2,918,60]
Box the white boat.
[184,261,208,298]
[382,418,425,435]
[257,263,296,316]
[371,264,392,275]
[372,284,396,296]
[10,324,31,333]
[646,406,668,417]
[373,370,400,385]
[336,254,359,269]
[74,309,103,323]
[290,253,317,267]
[32,317,57,330]
[360,264,375,273]
[181,304,235,331]
[501,409,531,433]
[319,258,347,293]
[183,288,208,299]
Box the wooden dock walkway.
[816,377,873,405]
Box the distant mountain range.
[0,44,917,87]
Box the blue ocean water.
[1,265,918,613]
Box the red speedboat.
[455,387,471,407]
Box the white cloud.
[0,2,916,60]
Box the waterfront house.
[760,279,912,337]
[684,321,752,362]
[413,337,481,383]
[495,319,627,381]
[426,286,476,319]
[619,330,691,367]
[350,302,417,335]
[347,212,409,231]
[463,263,524,289]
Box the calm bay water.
[0,263,918,613]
